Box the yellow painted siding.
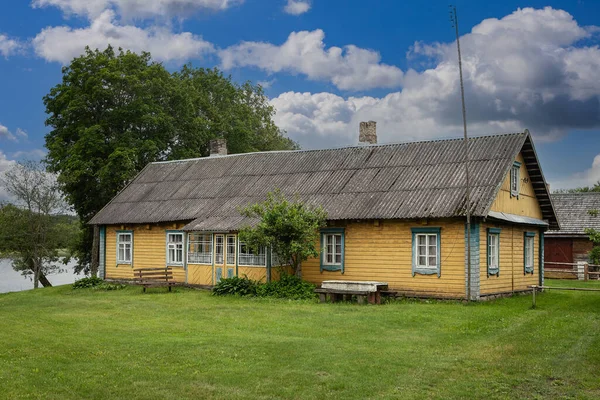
[105,222,187,282]
[238,266,268,282]
[302,219,467,298]
[490,153,543,219]
[187,264,212,285]
[479,222,539,295]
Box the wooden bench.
[315,288,381,304]
[133,267,176,292]
[316,281,391,304]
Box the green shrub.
[93,283,127,291]
[589,247,600,266]
[72,276,104,289]
[212,276,258,297]
[256,274,316,300]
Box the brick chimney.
[209,139,227,157]
[359,121,377,144]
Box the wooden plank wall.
[302,218,467,298]
[479,222,539,295]
[489,153,543,219]
[105,223,187,282]
[187,265,212,286]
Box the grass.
[1,280,599,399]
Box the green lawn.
[1,281,599,400]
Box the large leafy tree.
[239,190,327,278]
[0,162,79,288]
[44,46,297,273]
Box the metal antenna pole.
[450,5,472,301]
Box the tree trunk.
[33,264,39,289]
[90,224,99,277]
[295,256,302,279]
[39,272,52,287]
[28,258,40,289]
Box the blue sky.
[0,0,599,192]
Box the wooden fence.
[544,261,600,280]
[530,284,600,308]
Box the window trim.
[116,230,133,266]
[237,240,267,267]
[411,227,441,277]
[187,232,213,265]
[226,234,236,266]
[511,161,522,198]
[166,230,185,267]
[524,231,535,274]
[320,228,345,273]
[487,228,501,277]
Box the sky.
[0,0,600,201]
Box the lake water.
[0,258,81,294]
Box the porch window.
[320,228,344,272]
[487,228,501,276]
[511,161,521,198]
[524,232,535,274]
[226,235,236,265]
[117,231,132,264]
[167,232,184,265]
[238,242,266,266]
[188,233,212,264]
[215,235,224,264]
[412,227,441,276]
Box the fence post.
[585,263,589,281]
[577,261,585,280]
[532,286,536,309]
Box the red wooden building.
[545,193,600,272]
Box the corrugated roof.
[90,132,558,229]
[547,193,600,235]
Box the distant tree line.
[553,182,600,193]
[43,46,298,275]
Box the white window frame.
[415,234,438,269]
[238,241,266,267]
[187,233,213,265]
[215,234,224,265]
[116,231,133,264]
[524,233,535,274]
[226,235,236,265]
[166,232,184,266]
[487,228,501,276]
[511,162,521,198]
[412,228,441,276]
[322,234,343,266]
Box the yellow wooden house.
[89,129,558,300]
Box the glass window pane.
[429,256,437,266]
[418,235,426,246]
[428,245,437,256]
[419,256,426,266]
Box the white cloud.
[33,10,215,64]
[270,7,600,148]
[15,128,28,140]
[284,0,310,15]
[32,0,243,19]
[552,154,600,190]
[257,79,276,89]
[0,151,17,203]
[219,29,403,91]
[0,124,17,142]
[0,34,22,57]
